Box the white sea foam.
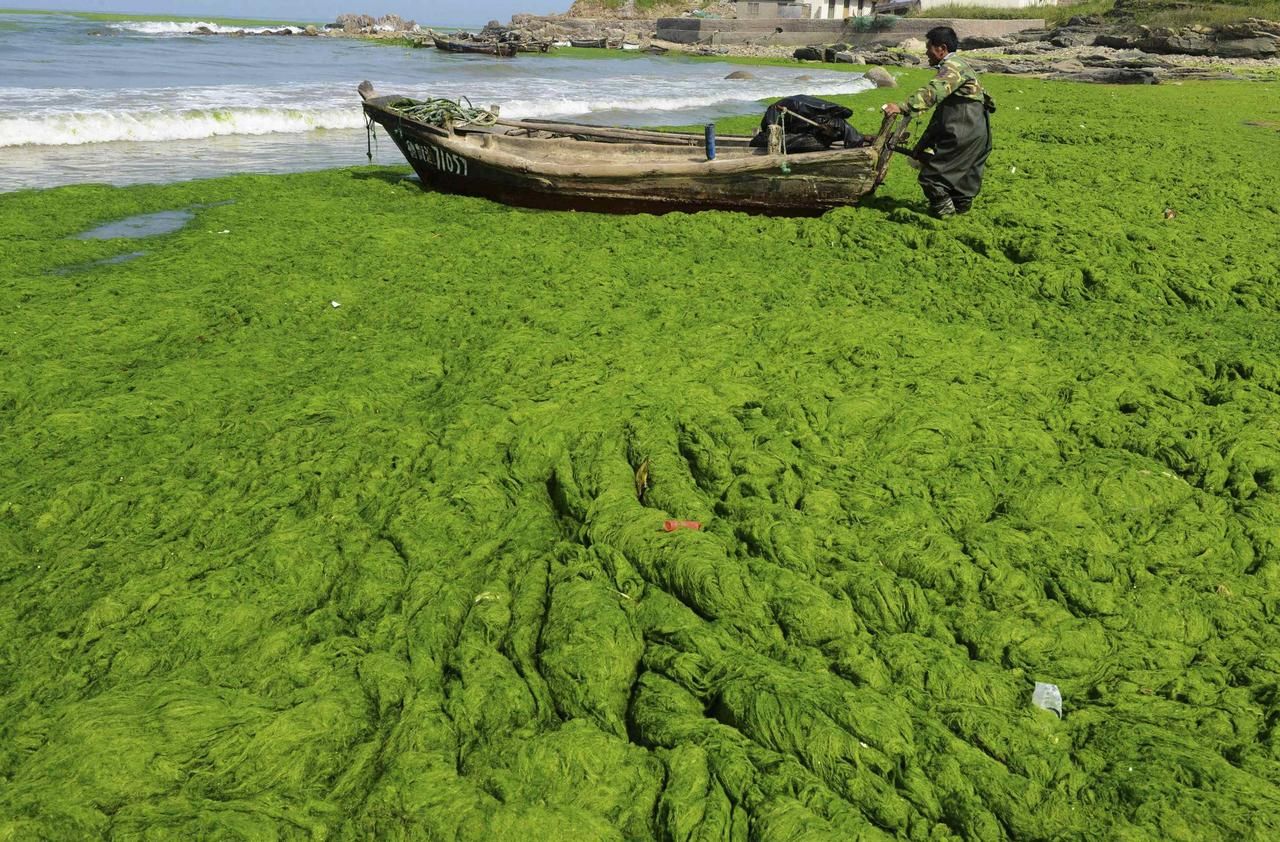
[0,106,363,147]
[0,74,874,148]
[107,21,305,36]
[497,78,874,121]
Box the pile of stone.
[510,13,657,47]
[976,15,1279,59]
[326,13,419,35]
[792,15,1279,83]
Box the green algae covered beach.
[2,71,1280,839]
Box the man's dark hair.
[925,26,959,53]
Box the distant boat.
[430,35,518,57]
[569,37,606,49]
[358,81,913,216]
[514,40,554,53]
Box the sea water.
[0,12,875,192]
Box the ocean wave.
[107,21,306,36]
[0,106,363,147]
[0,76,876,148]
[496,79,874,121]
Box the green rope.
[389,96,498,129]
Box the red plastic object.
[663,520,702,532]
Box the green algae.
[2,76,1280,840]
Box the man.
[883,27,995,218]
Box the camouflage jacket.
[899,54,985,114]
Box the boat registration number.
[405,140,468,177]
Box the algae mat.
[1,75,1279,840]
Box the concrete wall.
[656,16,1043,46]
[920,0,1055,8]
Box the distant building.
[735,0,1056,19]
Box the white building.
[737,0,1056,20]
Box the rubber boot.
[929,195,956,218]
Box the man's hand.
[881,102,903,115]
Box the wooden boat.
[358,82,912,216]
[430,35,518,57]
[569,37,607,48]
[515,40,554,53]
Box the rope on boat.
[779,110,791,175]
[365,112,378,162]
[391,96,499,129]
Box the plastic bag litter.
[1032,682,1063,717]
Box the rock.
[897,37,925,53]
[1012,29,1052,43]
[1053,67,1159,84]
[1138,29,1212,56]
[832,51,857,64]
[725,70,755,79]
[1212,37,1278,58]
[793,46,823,61]
[1049,28,1096,48]
[1094,33,1140,49]
[304,25,318,36]
[865,66,896,88]
[193,25,215,35]
[959,35,1014,50]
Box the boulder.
[865,66,897,88]
[725,70,755,80]
[832,51,859,64]
[1053,67,1159,84]
[1049,27,1097,48]
[959,35,1014,50]
[1211,37,1278,58]
[897,37,925,53]
[1137,28,1212,55]
[793,46,823,61]
[1012,29,1052,43]
[1094,32,1140,49]
[823,44,852,62]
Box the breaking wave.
[106,21,307,36]
[0,76,875,148]
[0,106,363,147]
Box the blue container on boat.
[704,123,716,161]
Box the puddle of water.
[68,201,233,240]
[51,251,148,275]
[72,210,194,240]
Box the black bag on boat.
[749,95,868,153]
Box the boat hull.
[431,36,518,57]
[361,94,908,216]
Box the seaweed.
[1,74,1279,839]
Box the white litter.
[1032,682,1063,717]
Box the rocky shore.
[219,10,1280,83]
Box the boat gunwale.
[362,95,904,181]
